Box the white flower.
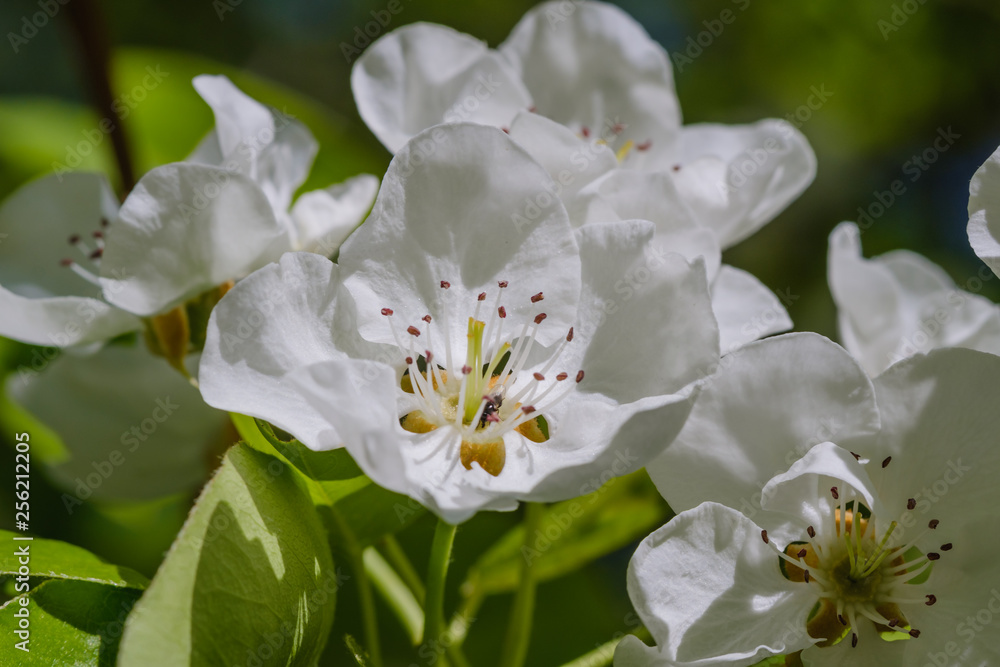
[829,221,1000,376]
[968,142,1000,277]
[352,1,816,250]
[0,75,377,349]
[623,335,1000,665]
[199,123,720,523]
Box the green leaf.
[469,471,671,595]
[0,579,141,666]
[116,443,337,666]
[0,531,148,590]
[344,634,372,667]
[233,414,425,551]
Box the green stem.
[555,627,651,667]
[499,502,546,667]
[379,535,426,604]
[348,541,382,667]
[364,547,424,646]
[424,519,459,666]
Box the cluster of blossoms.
[3,2,999,665]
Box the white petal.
[199,252,379,451]
[711,265,792,355]
[289,174,379,255]
[0,288,140,347]
[500,1,680,165]
[100,163,287,316]
[829,222,1000,375]
[574,169,722,279]
[0,172,118,299]
[339,124,580,351]
[569,220,718,401]
[673,120,816,249]
[760,441,885,541]
[646,333,880,516]
[968,143,1000,278]
[7,343,228,500]
[626,502,816,664]
[507,110,618,206]
[352,23,532,153]
[192,74,319,214]
[866,348,1000,531]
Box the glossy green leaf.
[469,471,671,595]
[116,443,337,666]
[233,414,425,551]
[0,530,148,590]
[0,579,141,666]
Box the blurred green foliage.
[1,0,999,664]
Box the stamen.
[407,326,420,337]
[882,456,892,468]
[530,292,544,303]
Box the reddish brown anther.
[566,327,574,342]
[498,306,507,318]
[60,258,73,267]
[92,230,104,239]
[424,351,433,363]
[940,543,953,551]
[556,372,568,381]
[407,326,420,337]
[498,280,508,288]
[927,553,940,561]
[636,140,652,151]
[839,615,848,626]
[68,234,81,244]
[405,356,413,365]
[928,519,940,529]
[521,406,536,415]
[807,526,816,538]
[533,372,545,381]
[381,308,393,316]
[761,530,769,544]
[907,498,916,510]
[581,126,591,138]
[531,292,544,303]
[882,456,892,468]
[803,570,810,583]
[909,629,921,639]
[534,313,547,324]
[797,548,807,558]
[461,365,472,375]
[925,595,937,606]
[831,487,840,500]
[89,248,103,260]
[851,633,858,648]
[477,292,487,302]
[440,280,451,289]
[576,370,584,383]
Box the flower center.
[761,464,949,650]
[59,218,109,287]
[381,280,582,477]
[578,120,652,164]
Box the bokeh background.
[1,0,999,664]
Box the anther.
[928,519,939,529]
[534,313,547,324]
[851,633,858,648]
[761,530,769,544]
[381,308,393,316]
[612,123,625,134]
[576,370,584,383]
[851,452,861,461]
[531,292,544,303]
[909,629,921,639]
[461,365,472,375]
[405,357,413,365]
[566,327,574,342]
[521,406,536,415]
[422,315,432,323]
[888,619,898,628]
[831,487,839,500]
[533,373,545,381]
[581,126,591,138]
[907,498,916,510]
[100,217,109,227]
[940,543,953,551]
[89,248,103,260]
[68,234,81,244]
[92,230,104,239]
[925,595,937,606]
[636,140,652,151]
[672,164,681,172]
[440,281,450,289]
[498,306,507,318]
[838,615,847,626]
[556,372,568,381]
[425,351,433,363]
[477,292,486,302]
[498,280,508,288]
[807,526,816,538]
[803,570,810,583]
[407,326,420,337]
[927,553,940,561]
[60,258,73,267]
[882,456,892,468]
[797,548,807,558]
